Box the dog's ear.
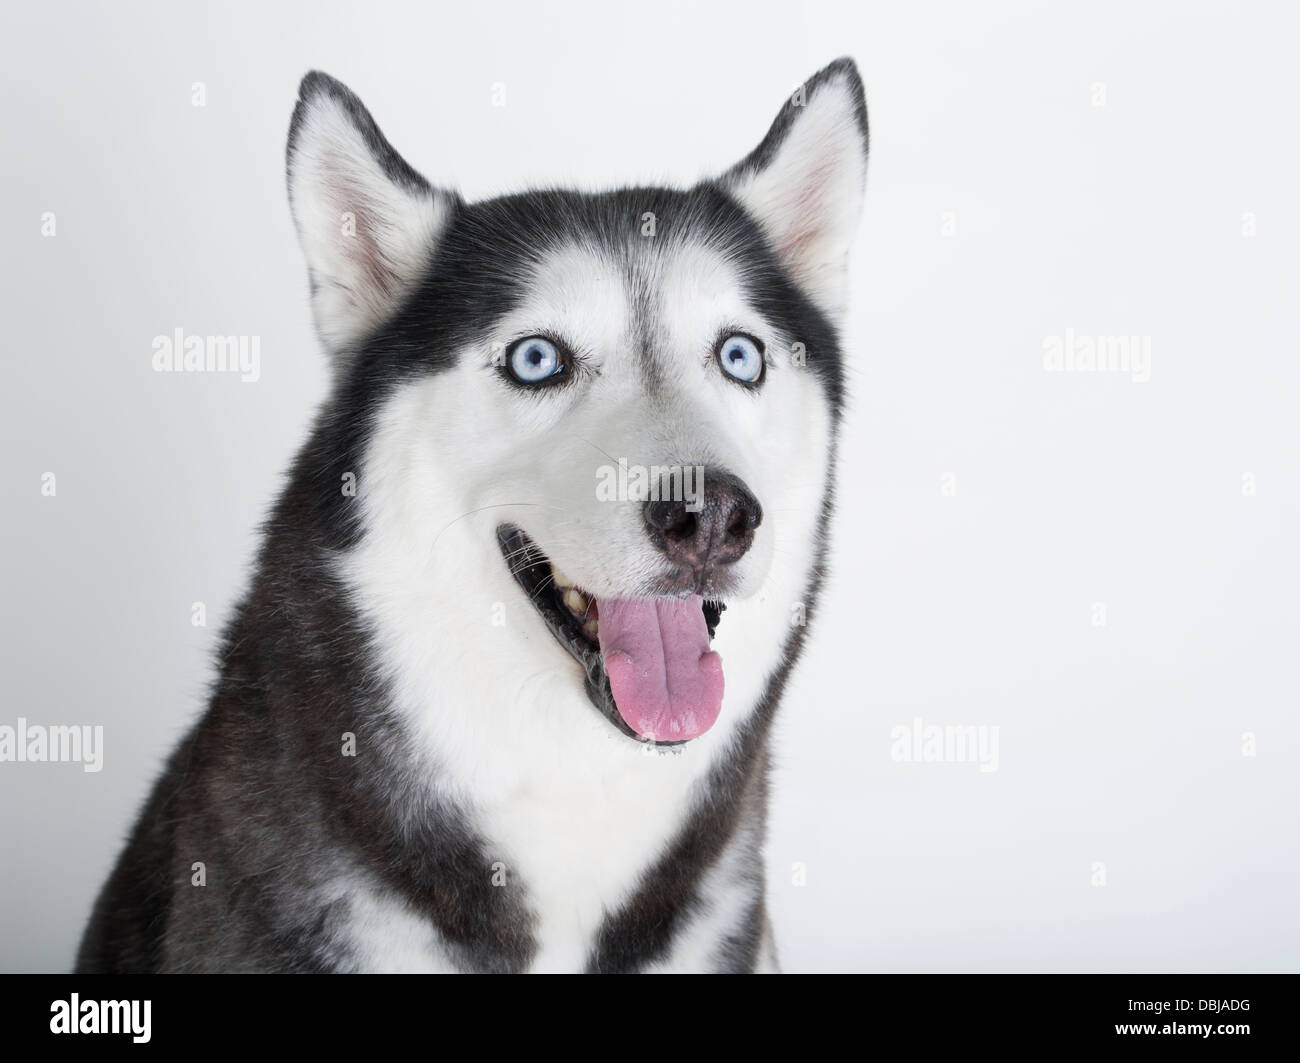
[719,58,868,321]
[286,72,456,358]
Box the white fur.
[338,877,460,974]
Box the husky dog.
[77,58,868,973]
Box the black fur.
[77,59,864,973]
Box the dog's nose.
[643,470,762,579]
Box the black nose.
[643,470,762,581]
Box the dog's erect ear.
[719,58,868,321]
[287,72,456,357]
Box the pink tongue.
[595,595,724,741]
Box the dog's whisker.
[429,502,566,551]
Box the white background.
[2,0,1297,972]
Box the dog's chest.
[480,747,700,972]
[339,746,704,973]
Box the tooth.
[583,618,599,641]
[564,588,588,614]
[551,565,573,590]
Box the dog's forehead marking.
[650,243,760,343]
[503,237,762,392]
[503,242,629,354]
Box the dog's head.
[286,61,867,747]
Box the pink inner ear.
[776,155,839,271]
[321,157,402,303]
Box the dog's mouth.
[497,524,726,745]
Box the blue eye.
[717,333,765,385]
[507,336,564,385]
